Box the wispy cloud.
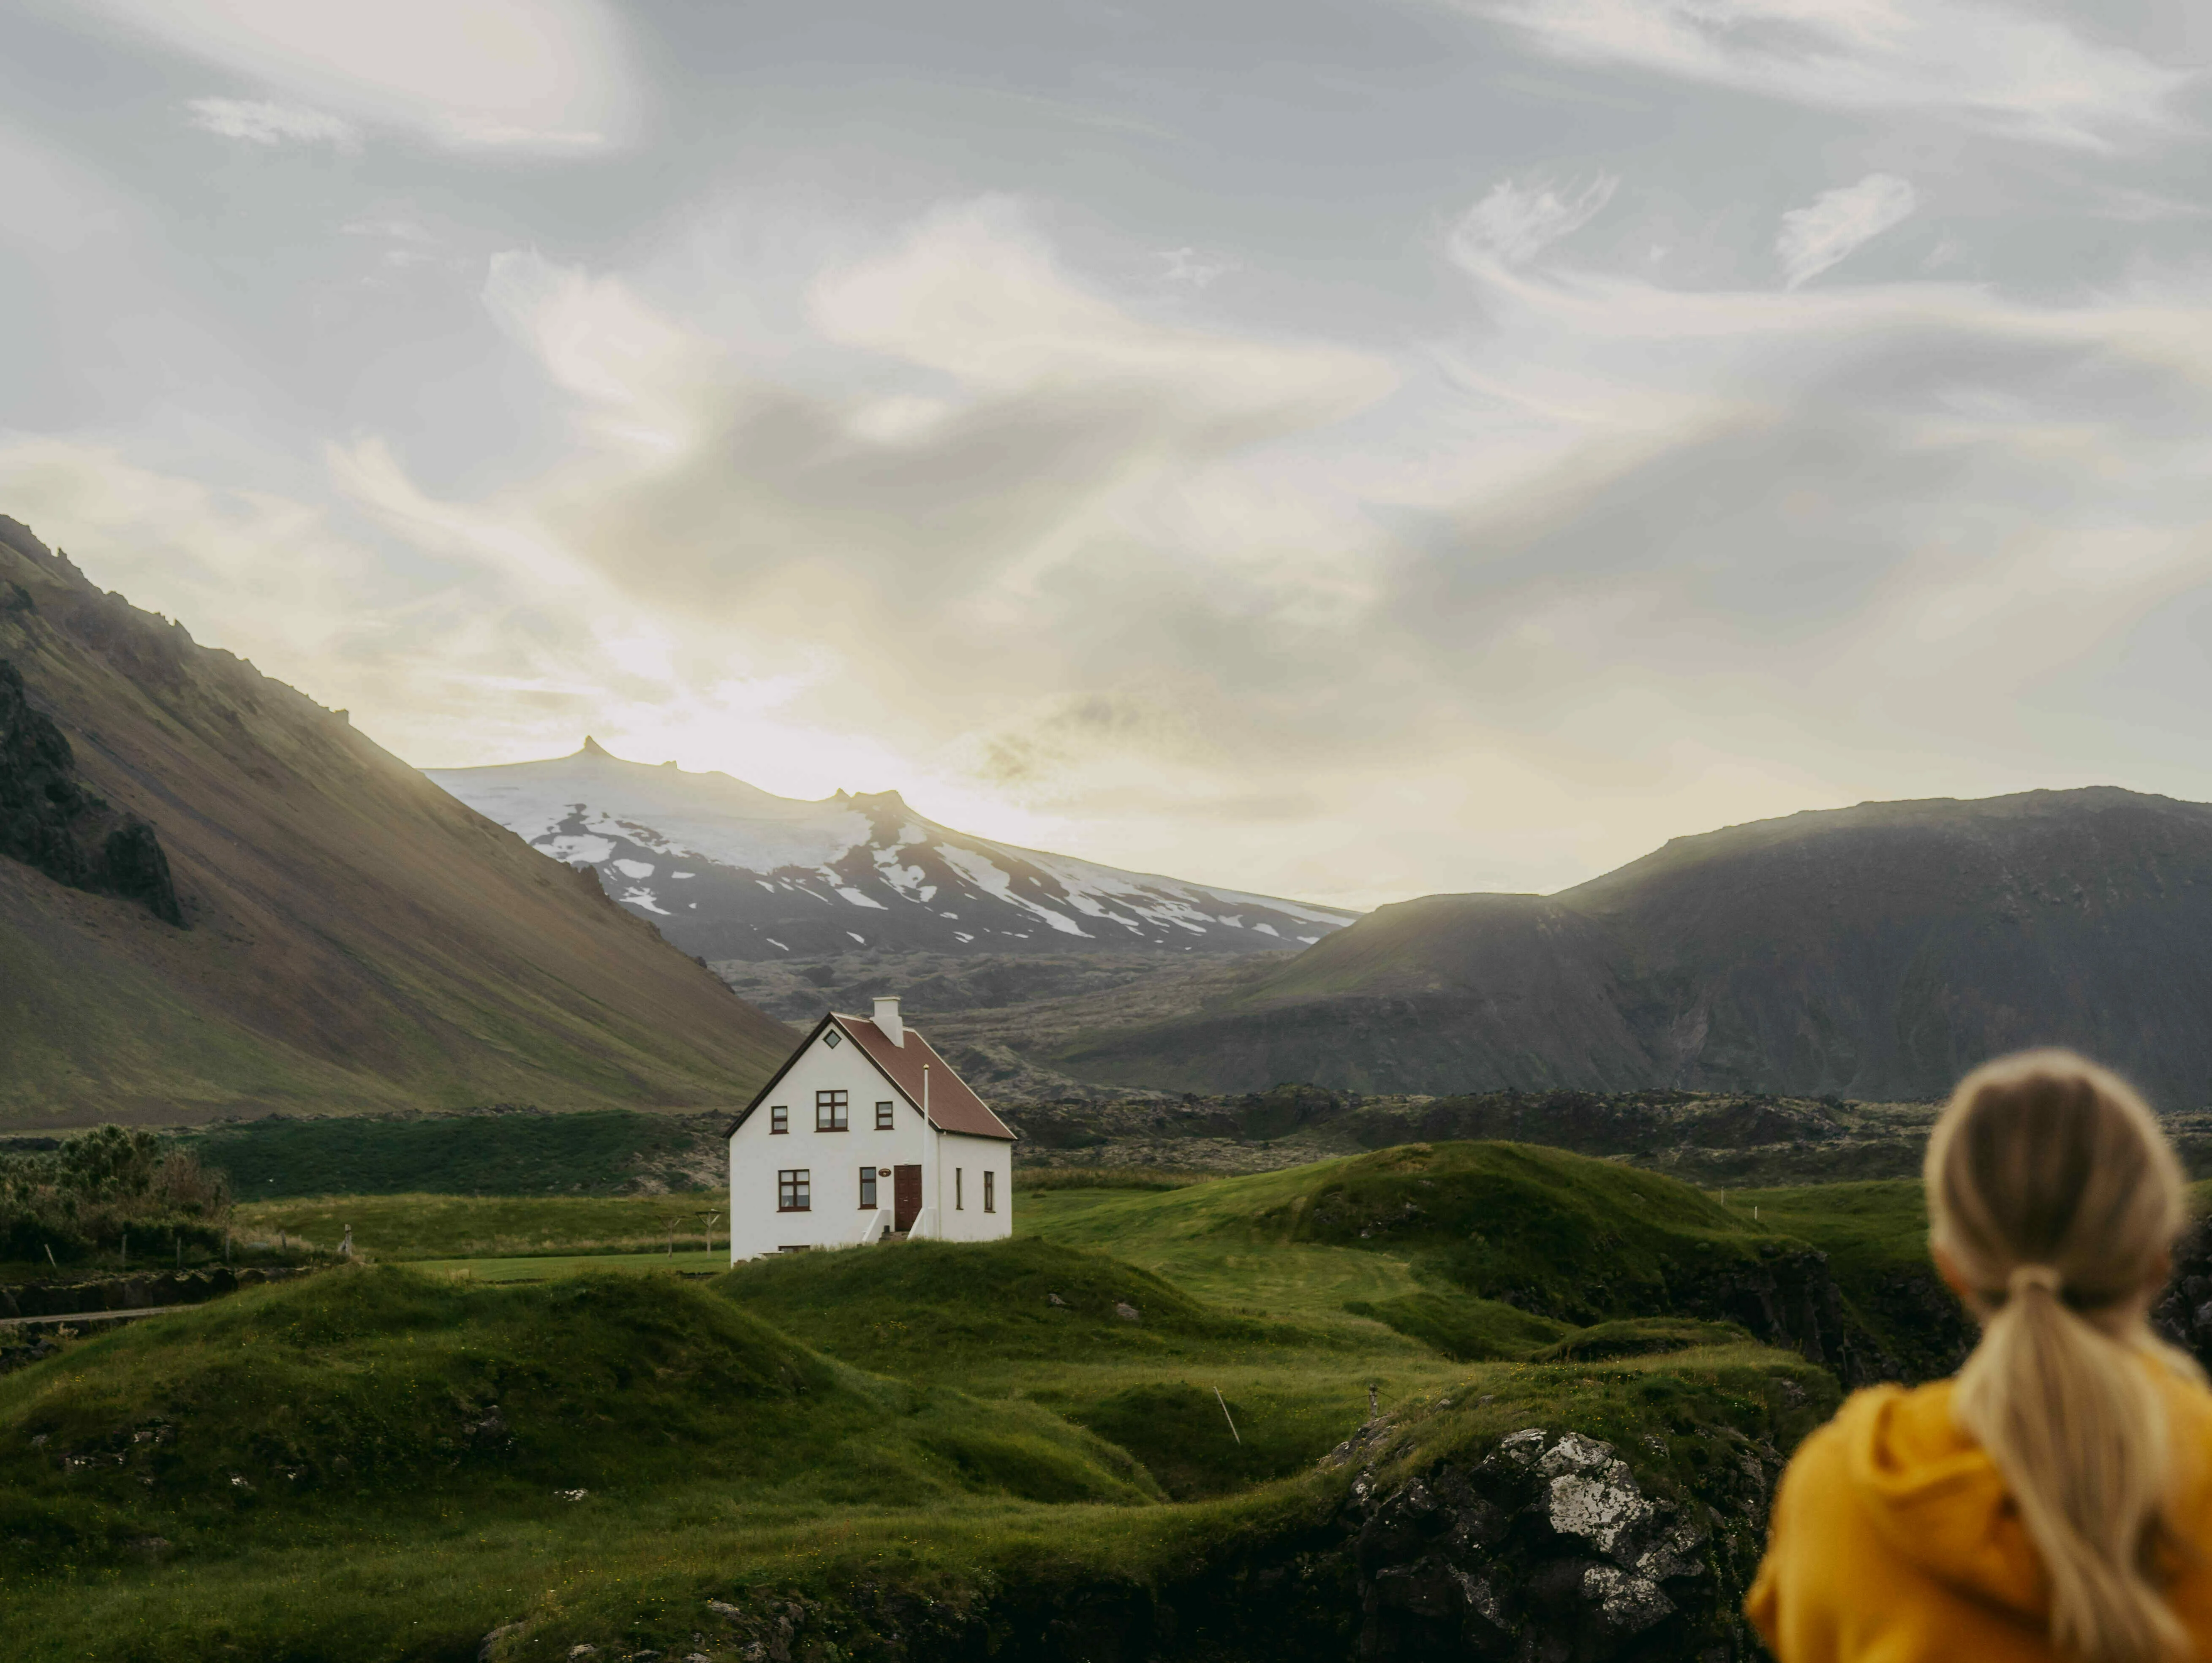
[1448,175,1618,271]
[1472,0,2195,150]
[1776,173,1917,287]
[1159,247,1231,288]
[186,96,358,149]
[87,0,635,155]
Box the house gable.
[725,1010,1013,1143]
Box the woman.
[1747,1049,2212,1662]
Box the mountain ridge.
[0,515,794,1130]
[1053,785,2212,1108]
[427,743,1358,962]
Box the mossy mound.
[1253,1141,1809,1324]
[1342,1288,1573,1361]
[714,1236,1299,1374]
[0,1264,1152,1573]
[1066,1380,1329,1500]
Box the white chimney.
[873,996,905,1046]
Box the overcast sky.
[4,1,2212,909]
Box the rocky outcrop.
[1336,1425,1782,1662]
[496,1423,1785,1663]
[0,655,182,923]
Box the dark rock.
[1342,1427,1777,1661]
[0,657,182,924]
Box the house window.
[955,1168,964,1210]
[875,1101,895,1130]
[816,1090,849,1131]
[984,1170,996,1214]
[778,1170,810,1212]
[769,1106,788,1134]
[860,1168,878,1209]
[824,1029,842,1048]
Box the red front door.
[893,1164,922,1233]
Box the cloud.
[1159,247,1231,288]
[1776,173,1918,287]
[1472,0,2195,150]
[82,0,635,154]
[305,204,2212,903]
[1449,175,1618,270]
[21,166,2212,910]
[185,96,359,149]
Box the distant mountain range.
[1054,788,2212,1111]
[426,741,1357,962]
[0,516,794,1128]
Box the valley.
[6,512,2212,1662]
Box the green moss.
[1064,1381,1325,1500]
[1342,1290,1572,1361]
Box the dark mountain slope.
[1056,788,2212,1106]
[0,516,793,1129]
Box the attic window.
[875,1101,894,1130]
[824,1029,843,1049]
[770,1106,788,1134]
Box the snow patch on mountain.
[424,741,1359,961]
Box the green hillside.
[2,1143,1945,1660]
[0,519,794,1128]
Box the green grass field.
[413,1250,729,1281]
[232,1192,730,1261]
[2,1139,1923,1659]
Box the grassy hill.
[0,514,794,1128]
[2,1139,1980,1660]
[1050,787,2212,1105]
[1,1221,1839,1662]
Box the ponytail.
[1930,1051,2198,1663]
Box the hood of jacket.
[1841,1363,2212,1625]
[1842,1381,2051,1622]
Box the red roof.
[835,1015,1015,1141]
[729,1011,1015,1141]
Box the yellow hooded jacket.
[1747,1373,2212,1662]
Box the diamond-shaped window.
[824,1029,843,1049]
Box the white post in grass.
[921,1062,934,1240]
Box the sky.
[3,1,2212,910]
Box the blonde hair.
[1928,1049,2199,1663]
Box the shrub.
[0,1125,232,1264]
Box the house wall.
[933,1132,1015,1244]
[727,1027,1013,1259]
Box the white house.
[726,996,1016,1259]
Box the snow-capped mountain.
[424,740,1358,962]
